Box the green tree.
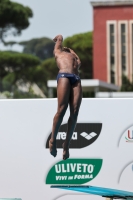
[40,58,58,80]
[31,57,58,83]
[121,75,133,91]
[13,57,58,97]
[0,0,33,44]
[0,51,40,91]
[13,90,42,99]
[19,37,55,60]
[63,32,93,79]
[0,0,45,98]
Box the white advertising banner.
[0,99,133,200]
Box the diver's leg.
[49,78,71,157]
[62,80,82,160]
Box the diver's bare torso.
[53,34,81,75]
[55,51,79,75]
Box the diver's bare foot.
[62,142,70,160]
[49,139,57,157]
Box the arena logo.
[46,123,102,149]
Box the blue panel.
[51,185,133,198]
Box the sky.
[0,0,108,51]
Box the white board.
[0,99,133,200]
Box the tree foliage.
[13,90,42,99]
[32,58,58,86]
[0,0,45,98]
[40,58,58,80]
[0,51,40,73]
[19,57,58,96]
[0,51,40,91]
[63,32,93,79]
[0,0,33,44]
[19,37,55,60]
[121,75,133,91]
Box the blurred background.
[0,0,133,99]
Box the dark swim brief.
[56,73,80,85]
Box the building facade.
[91,1,133,86]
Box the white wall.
[0,99,133,200]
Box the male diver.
[49,34,82,160]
